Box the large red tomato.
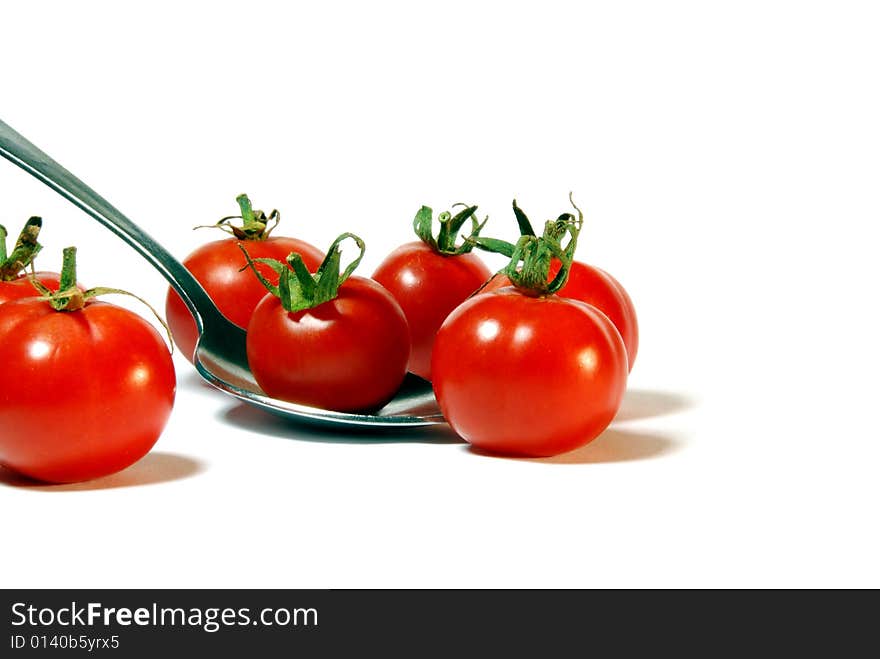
[431,288,628,457]
[482,259,638,371]
[166,236,325,361]
[247,276,409,412]
[0,298,176,483]
[373,241,491,380]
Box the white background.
[2,1,878,588]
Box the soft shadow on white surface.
[0,452,204,491]
[220,402,464,445]
[179,369,222,392]
[615,388,694,422]
[468,428,682,465]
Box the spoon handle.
[0,117,221,328]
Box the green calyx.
[240,232,366,313]
[0,216,43,281]
[197,193,279,240]
[471,193,584,296]
[413,203,488,256]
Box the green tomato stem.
[512,199,537,237]
[240,232,367,313]
[413,203,488,256]
[470,194,584,296]
[45,246,84,311]
[29,246,173,348]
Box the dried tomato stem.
[0,216,43,281]
[195,193,279,241]
[234,193,270,238]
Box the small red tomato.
[374,242,490,381]
[165,194,325,361]
[248,277,409,412]
[243,233,410,413]
[373,203,492,381]
[432,288,628,457]
[0,249,176,483]
[482,259,638,371]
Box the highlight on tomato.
[0,247,176,483]
[241,233,409,413]
[0,217,64,304]
[432,200,628,458]
[165,194,325,361]
[478,195,638,371]
[373,203,492,381]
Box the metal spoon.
[0,118,444,428]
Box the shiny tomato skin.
[0,272,64,305]
[0,299,176,483]
[483,260,638,371]
[165,237,325,361]
[246,276,410,413]
[373,241,491,381]
[432,288,628,457]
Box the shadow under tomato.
[467,428,682,465]
[0,452,204,491]
[614,388,694,422]
[220,402,464,445]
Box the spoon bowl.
[0,119,444,428]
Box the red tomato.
[483,259,638,371]
[0,298,176,483]
[0,272,63,305]
[165,237,325,361]
[432,288,628,457]
[247,276,409,412]
[373,241,491,380]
